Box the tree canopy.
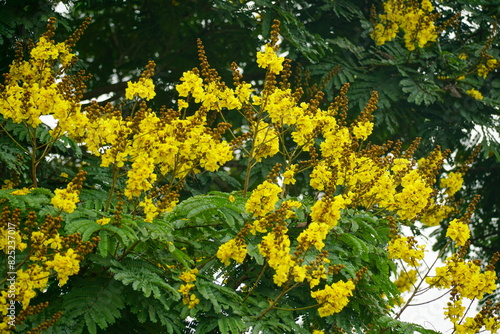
[0,0,499,333]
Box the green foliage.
[1,1,500,333]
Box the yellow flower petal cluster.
[84,106,233,206]
[309,161,332,191]
[216,238,247,266]
[30,36,75,65]
[310,280,355,317]
[440,171,463,196]
[179,268,198,283]
[124,154,157,199]
[264,89,305,126]
[320,127,351,159]
[394,269,418,293]
[13,265,50,307]
[126,78,156,100]
[446,219,470,246]
[297,222,330,251]
[176,70,247,111]
[10,188,31,195]
[283,164,298,185]
[394,169,433,220]
[139,197,160,223]
[352,121,374,140]
[387,236,425,267]
[178,283,199,309]
[477,58,498,78]
[258,229,295,286]
[427,256,497,300]
[51,185,81,214]
[371,0,438,51]
[0,35,86,133]
[465,88,483,100]
[291,112,317,148]
[310,194,349,227]
[45,248,81,286]
[245,181,281,217]
[0,231,27,252]
[96,217,111,225]
[253,121,280,162]
[256,44,285,74]
[421,202,454,227]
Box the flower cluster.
[125,61,156,100]
[387,236,425,267]
[51,171,87,213]
[427,255,497,300]
[446,219,470,247]
[465,88,484,101]
[477,57,498,79]
[244,181,281,217]
[394,269,418,293]
[0,208,98,330]
[45,249,81,286]
[310,280,356,317]
[371,0,438,51]
[178,268,200,309]
[256,44,285,75]
[0,18,88,137]
[216,238,247,266]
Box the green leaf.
[110,258,180,300]
[58,278,126,334]
[400,77,441,106]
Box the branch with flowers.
[0,16,498,334]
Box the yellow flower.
[45,249,81,286]
[440,171,463,196]
[394,269,418,293]
[124,153,157,199]
[352,121,374,140]
[179,268,198,283]
[387,236,425,267]
[51,187,80,213]
[371,0,438,51]
[256,44,284,74]
[283,164,298,185]
[427,256,497,300]
[43,234,63,250]
[310,280,355,317]
[394,169,433,220]
[309,161,332,191]
[446,219,470,246]
[258,229,295,286]
[178,99,189,109]
[216,238,247,266]
[253,121,280,162]
[465,88,483,100]
[10,188,31,195]
[125,78,156,100]
[187,293,200,309]
[96,217,111,225]
[139,197,159,223]
[30,36,59,61]
[178,283,200,309]
[245,181,281,217]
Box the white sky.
[398,226,479,333]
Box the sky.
[398,226,479,334]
